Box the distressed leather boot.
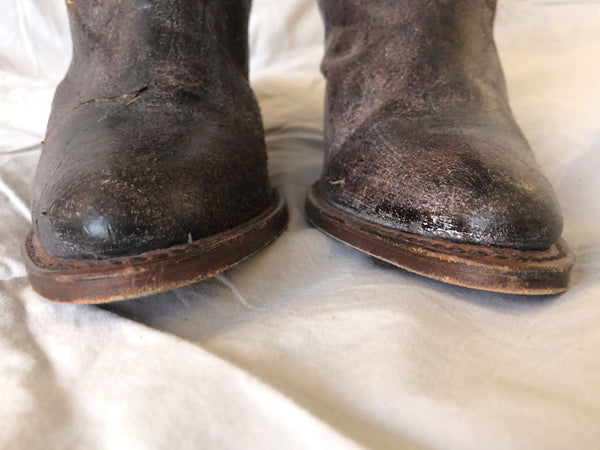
[306,0,574,294]
[24,0,287,303]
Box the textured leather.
[32,0,273,259]
[315,0,563,251]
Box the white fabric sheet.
[1,0,600,448]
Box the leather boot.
[306,0,574,294]
[24,0,287,303]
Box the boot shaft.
[319,0,497,38]
[318,0,511,145]
[65,0,252,89]
[318,0,500,76]
[49,0,259,135]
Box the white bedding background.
[1,0,600,448]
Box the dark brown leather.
[32,0,273,259]
[315,0,563,251]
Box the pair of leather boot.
[24,0,574,303]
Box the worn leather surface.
[32,0,272,259]
[316,0,563,251]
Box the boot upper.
[316,0,563,250]
[32,0,272,259]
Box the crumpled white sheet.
[1,0,600,449]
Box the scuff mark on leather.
[45,85,149,139]
[78,86,149,107]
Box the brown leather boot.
[24,0,287,303]
[306,0,574,294]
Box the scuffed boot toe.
[320,123,564,251]
[33,177,190,260]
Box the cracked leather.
[32,0,273,259]
[315,0,563,250]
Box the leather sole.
[306,184,574,295]
[24,190,288,304]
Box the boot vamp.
[33,90,271,260]
[319,115,563,251]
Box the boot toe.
[33,177,190,260]
[320,122,564,251]
[33,166,273,260]
[31,97,273,261]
